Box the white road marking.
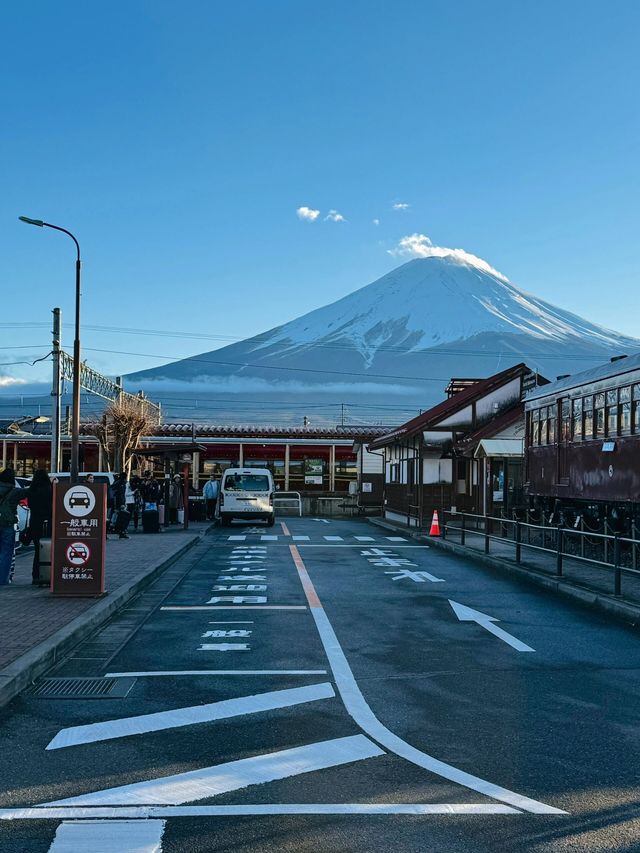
[354,536,375,541]
[2,803,519,820]
[311,518,331,524]
[227,535,246,541]
[384,569,445,583]
[289,545,564,815]
[161,606,307,611]
[198,643,250,651]
[44,735,384,806]
[47,819,166,851]
[386,536,408,542]
[208,621,254,624]
[104,670,327,677]
[260,535,278,541]
[448,600,536,653]
[292,535,310,541]
[323,536,344,541]
[46,683,336,750]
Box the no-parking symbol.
[66,541,91,566]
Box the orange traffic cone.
[429,510,441,536]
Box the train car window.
[583,396,593,439]
[532,408,540,445]
[548,403,556,443]
[540,407,548,444]
[561,400,571,441]
[606,389,619,436]
[572,399,582,440]
[632,385,640,434]
[595,393,605,436]
[620,387,631,434]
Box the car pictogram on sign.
[66,542,91,566]
[69,491,91,509]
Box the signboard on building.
[304,459,324,485]
[51,482,107,597]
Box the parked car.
[218,467,275,526]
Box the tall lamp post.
[19,216,82,483]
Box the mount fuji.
[127,252,640,424]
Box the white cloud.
[0,376,27,387]
[387,233,509,282]
[392,202,410,211]
[324,209,346,223]
[372,218,380,226]
[296,206,320,222]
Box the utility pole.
[51,308,62,473]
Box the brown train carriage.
[524,353,640,530]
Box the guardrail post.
[556,525,563,576]
[484,516,490,554]
[604,521,609,565]
[515,520,521,564]
[580,517,585,558]
[460,513,466,546]
[633,521,637,571]
[614,533,621,596]
[441,510,446,540]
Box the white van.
[218,468,275,527]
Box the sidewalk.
[368,517,640,628]
[0,523,210,708]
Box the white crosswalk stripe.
[260,535,278,541]
[292,535,310,541]
[48,819,166,852]
[386,536,407,542]
[228,536,246,541]
[354,536,374,541]
[323,536,344,541]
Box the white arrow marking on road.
[384,569,444,583]
[311,518,330,524]
[448,600,535,652]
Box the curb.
[0,530,208,710]
[368,517,640,628]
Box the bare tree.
[91,400,153,476]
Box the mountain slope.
[127,254,640,422]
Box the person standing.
[0,469,21,586]
[112,473,130,539]
[169,474,184,524]
[203,474,219,520]
[26,469,53,585]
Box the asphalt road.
[1,517,640,852]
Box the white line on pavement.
[47,819,166,852]
[46,683,336,750]
[260,535,278,541]
[227,536,246,541]
[289,545,565,815]
[44,736,384,806]
[386,537,408,542]
[104,670,328,677]
[323,536,344,541]
[292,536,310,541]
[4,804,520,821]
[354,536,375,541]
[160,606,307,611]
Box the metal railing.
[273,491,302,517]
[441,510,640,598]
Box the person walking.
[169,474,184,524]
[26,469,52,585]
[203,474,219,520]
[0,469,21,586]
[112,473,130,539]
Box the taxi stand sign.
[51,482,107,597]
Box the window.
[583,396,593,439]
[620,387,631,434]
[532,409,540,445]
[633,385,640,434]
[572,398,582,440]
[561,399,570,442]
[595,393,605,437]
[540,407,548,444]
[606,389,618,436]
[223,474,271,491]
[548,404,556,443]
[389,463,400,484]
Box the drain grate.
[29,677,134,699]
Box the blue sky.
[2,0,640,387]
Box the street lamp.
[19,216,82,483]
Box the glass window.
[595,393,605,436]
[548,404,556,443]
[619,387,632,435]
[223,474,271,491]
[561,399,571,441]
[572,398,582,440]
[583,396,593,439]
[539,407,547,444]
[532,409,540,445]
[606,389,619,436]
[633,385,640,434]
